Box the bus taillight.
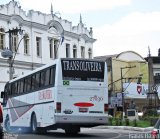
[104,104,108,113]
[56,102,61,113]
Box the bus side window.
[24,78,27,93]
[31,74,36,91]
[15,82,18,95]
[35,72,40,89]
[11,83,16,96]
[2,83,9,106]
[44,68,50,86]
[50,66,56,86]
[8,84,11,96]
[20,79,24,94]
[40,70,45,87]
[26,76,31,92]
[17,80,21,94]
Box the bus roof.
[8,58,105,83]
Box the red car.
[0,103,3,138]
[151,119,160,139]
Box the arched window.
[88,48,92,59]
[73,45,77,58]
[24,34,29,55]
[0,28,5,50]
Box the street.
[4,128,150,139]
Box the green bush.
[143,109,158,117]
[149,118,158,126]
[115,118,119,126]
[108,117,151,127]
[133,119,137,127]
[109,117,113,125]
[125,118,129,126]
[119,119,122,126]
[141,108,160,127]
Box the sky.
[1,0,160,57]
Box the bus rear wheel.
[31,114,38,133]
[30,114,46,134]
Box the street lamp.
[1,27,25,80]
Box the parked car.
[151,119,160,139]
[0,103,3,138]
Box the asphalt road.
[4,128,151,139]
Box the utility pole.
[120,65,136,116]
[143,47,159,114]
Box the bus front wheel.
[4,116,11,132]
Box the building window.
[54,39,58,59]
[73,45,77,58]
[81,46,85,58]
[24,34,29,55]
[49,39,53,58]
[88,48,92,59]
[66,43,70,58]
[12,33,18,52]
[155,73,160,76]
[36,37,41,57]
[0,28,5,50]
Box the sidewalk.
[93,125,154,132]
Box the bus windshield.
[61,59,104,82]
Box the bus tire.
[31,114,38,134]
[4,116,11,132]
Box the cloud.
[94,11,160,57]
[19,0,131,14]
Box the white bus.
[1,58,108,134]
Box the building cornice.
[0,13,95,43]
[0,13,48,31]
[0,1,96,41]
[64,31,96,43]
[0,58,43,68]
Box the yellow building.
[95,51,148,115]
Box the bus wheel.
[4,116,11,132]
[31,114,38,133]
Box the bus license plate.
[79,108,88,113]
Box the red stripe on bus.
[74,102,94,107]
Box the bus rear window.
[61,59,105,82]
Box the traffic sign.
[151,85,158,92]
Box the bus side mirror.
[1,91,4,98]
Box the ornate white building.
[0,0,96,91]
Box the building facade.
[0,0,95,92]
[95,51,149,115]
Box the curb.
[93,126,154,132]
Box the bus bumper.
[55,115,108,125]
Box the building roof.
[94,54,118,61]
[94,51,146,62]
